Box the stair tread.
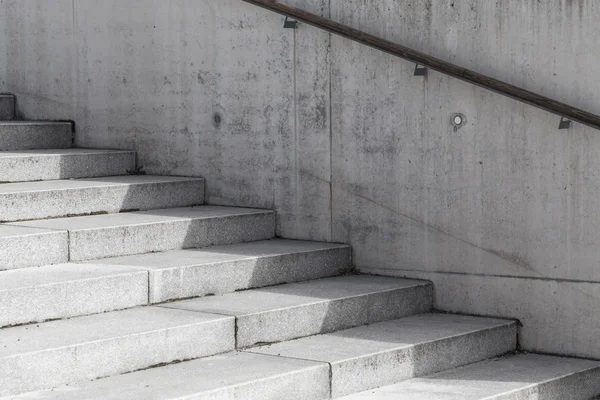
[10,205,273,230]
[0,121,71,125]
[0,306,230,357]
[0,263,148,328]
[88,239,349,304]
[0,175,202,193]
[338,353,600,399]
[0,263,145,291]
[14,352,330,400]
[0,307,234,396]
[161,275,429,316]
[249,313,515,362]
[0,224,62,237]
[161,275,432,348]
[88,239,349,270]
[0,148,134,158]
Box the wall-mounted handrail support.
[414,64,428,77]
[242,0,600,131]
[283,17,298,29]
[559,117,572,130]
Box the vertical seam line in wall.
[71,0,77,141]
[293,25,299,237]
[328,31,333,242]
[328,0,333,242]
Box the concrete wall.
[2,0,600,359]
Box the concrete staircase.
[1,93,599,399]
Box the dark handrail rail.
[242,0,600,131]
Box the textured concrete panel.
[0,95,15,120]
[162,275,432,347]
[0,0,331,241]
[0,1,75,120]
[0,263,148,327]
[326,0,600,360]
[13,206,276,261]
[339,353,600,400]
[0,225,68,270]
[88,239,351,303]
[16,352,330,400]
[0,307,234,396]
[0,149,136,182]
[250,314,517,397]
[0,175,204,222]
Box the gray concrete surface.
[14,352,330,400]
[0,307,234,397]
[0,149,136,182]
[338,353,600,400]
[3,0,600,358]
[0,121,72,150]
[162,275,432,347]
[0,175,204,222]
[0,225,68,270]
[0,94,15,120]
[374,268,600,360]
[11,206,276,261]
[249,313,517,397]
[0,263,148,327]
[87,239,351,303]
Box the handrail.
[242,0,600,131]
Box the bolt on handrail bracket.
[242,0,600,131]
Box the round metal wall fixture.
[451,113,467,132]
[213,113,222,127]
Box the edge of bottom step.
[337,353,600,400]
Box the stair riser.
[0,272,149,328]
[329,324,517,398]
[0,180,205,222]
[235,285,433,348]
[0,152,136,183]
[149,247,351,303]
[0,123,72,150]
[0,96,15,120]
[0,318,235,397]
[69,213,276,261]
[0,230,68,271]
[203,366,330,400]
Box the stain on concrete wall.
[2,0,600,359]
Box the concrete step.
[162,275,432,348]
[90,239,352,303]
[14,352,330,400]
[249,313,517,398]
[0,263,148,328]
[0,225,68,270]
[0,175,205,222]
[0,121,72,150]
[0,149,136,182]
[11,206,276,261]
[0,307,234,397]
[0,94,15,120]
[338,353,600,400]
